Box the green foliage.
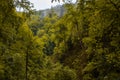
[0,0,44,80]
[54,66,77,80]
[0,0,120,80]
[82,0,120,79]
[41,0,120,80]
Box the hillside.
[36,5,65,18]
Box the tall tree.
[82,0,120,79]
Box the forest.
[0,0,120,80]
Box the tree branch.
[109,0,120,13]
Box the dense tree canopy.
[0,0,120,80]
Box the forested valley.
[0,0,120,80]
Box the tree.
[0,0,44,80]
[82,0,120,79]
